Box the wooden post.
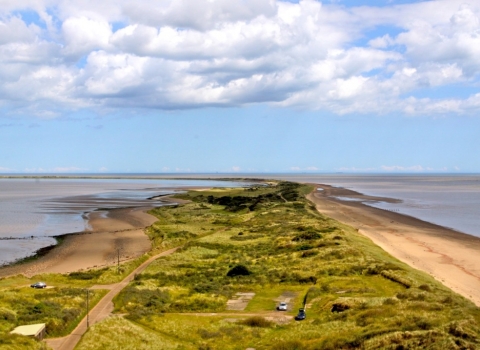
[86,289,90,328]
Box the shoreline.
[0,183,234,278]
[2,179,480,308]
[307,184,480,307]
[0,183,197,277]
[0,204,161,278]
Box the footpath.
[45,247,180,350]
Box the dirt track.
[45,247,180,350]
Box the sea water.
[3,175,479,265]
[271,174,480,238]
[0,178,248,265]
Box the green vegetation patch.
[4,180,478,349]
[0,285,106,339]
[75,316,182,350]
[106,181,480,349]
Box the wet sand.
[307,185,480,307]
[3,180,480,309]
[0,206,157,278]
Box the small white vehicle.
[277,302,288,311]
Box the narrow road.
[45,247,180,350]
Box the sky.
[0,0,479,174]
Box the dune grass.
[2,181,480,349]
[75,316,183,350]
[0,195,204,348]
[96,181,480,349]
[0,283,107,341]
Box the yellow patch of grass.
[76,316,185,350]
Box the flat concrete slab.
[226,292,255,310]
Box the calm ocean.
[269,174,480,238]
[2,175,479,266]
[0,178,248,265]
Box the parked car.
[30,282,47,289]
[277,302,288,311]
[295,308,306,320]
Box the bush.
[226,265,251,277]
[331,303,350,313]
[292,231,322,241]
[418,284,432,292]
[301,250,318,258]
[68,269,105,280]
[240,316,272,328]
[296,244,314,251]
[298,276,317,285]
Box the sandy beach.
[307,184,480,307]
[0,206,157,278]
[0,184,219,279]
[2,180,480,310]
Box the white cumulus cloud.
[0,0,479,116]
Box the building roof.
[10,323,46,337]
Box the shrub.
[447,319,479,341]
[301,250,318,258]
[415,318,434,330]
[331,303,350,313]
[418,284,432,292]
[226,265,251,277]
[68,269,105,280]
[292,231,322,241]
[240,316,272,328]
[383,298,398,305]
[296,244,314,251]
[298,276,317,285]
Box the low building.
[10,323,46,340]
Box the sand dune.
[307,185,480,307]
[2,183,480,310]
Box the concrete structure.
[10,323,46,340]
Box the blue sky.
[0,0,479,173]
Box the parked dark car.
[295,308,306,320]
[30,282,47,289]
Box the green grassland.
[1,181,480,349]
[0,285,106,349]
[0,253,156,349]
[81,182,480,349]
[0,194,206,349]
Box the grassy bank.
[0,285,107,349]
[0,198,205,349]
[76,182,480,349]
